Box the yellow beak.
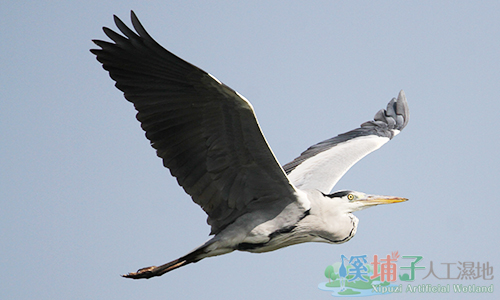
[354,195,408,206]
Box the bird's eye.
[347,194,354,200]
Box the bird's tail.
[122,245,207,279]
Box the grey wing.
[283,91,409,194]
[91,11,299,235]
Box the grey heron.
[91,11,409,279]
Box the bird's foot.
[122,266,157,279]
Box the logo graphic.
[319,252,494,297]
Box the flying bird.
[91,11,409,279]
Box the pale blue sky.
[1,1,499,299]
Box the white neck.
[298,190,359,244]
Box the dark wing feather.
[91,11,296,234]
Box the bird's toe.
[122,266,157,279]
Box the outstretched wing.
[283,91,409,194]
[91,11,299,235]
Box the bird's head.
[325,190,407,213]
